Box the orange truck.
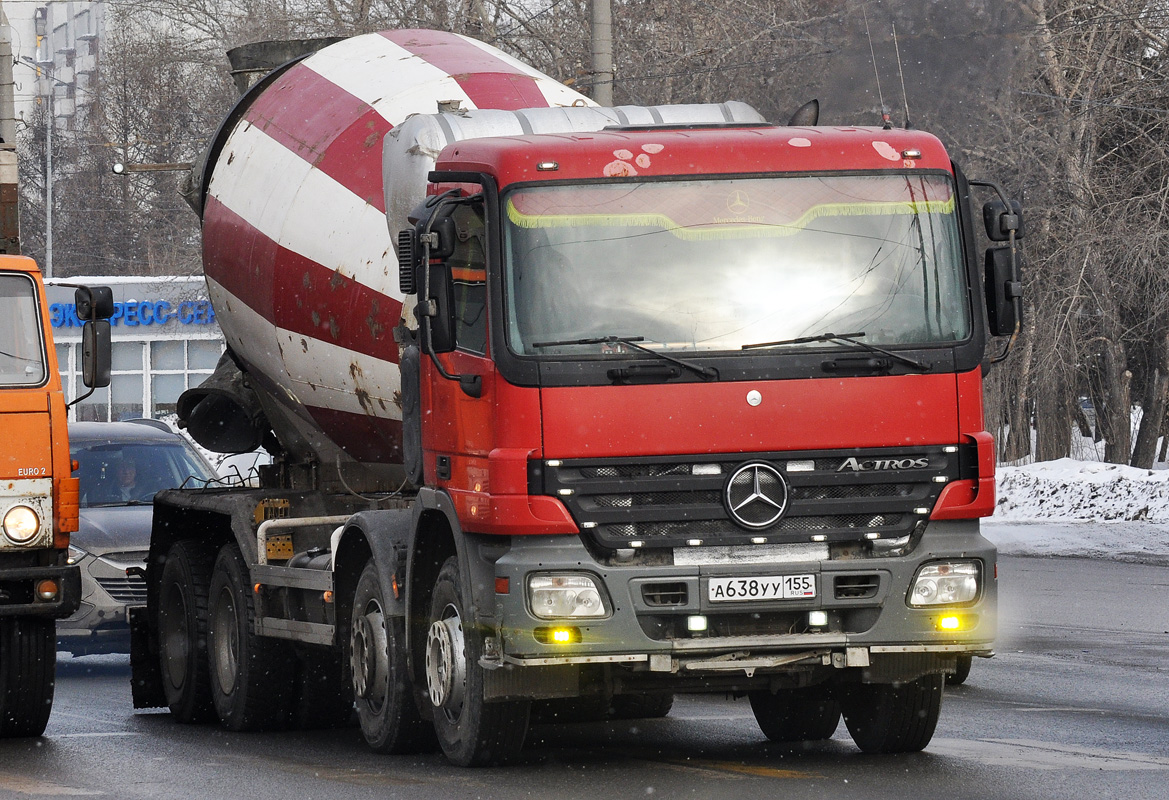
[0,256,110,736]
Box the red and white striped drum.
[201,31,591,467]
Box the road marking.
[51,732,141,738]
[0,775,103,796]
[930,737,1169,770]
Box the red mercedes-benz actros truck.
[129,29,1023,765]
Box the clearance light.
[938,615,962,631]
[36,579,59,601]
[2,505,40,544]
[687,615,707,632]
[534,626,581,644]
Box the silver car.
[60,420,218,655]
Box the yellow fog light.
[36,579,59,601]
[534,626,582,645]
[938,615,962,631]
[2,505,40,544]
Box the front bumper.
[488,519,995,678]
[57,553,146,653]
[0,562,82,618]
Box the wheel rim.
[350,599,389,708]
[210,584,239,696]
[425,602,466,721]
[160,577,190,690]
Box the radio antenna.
[892,22,913,129]
[863,7,892,129]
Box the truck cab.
[1,258,111,736]
[393,123,1016,756]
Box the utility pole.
[590,0,614,106]
[0,1,21,254]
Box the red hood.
[539,373,959,458]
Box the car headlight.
[528,574,608,619]
[2,505,41,544]
[68,544,89,565]
[909,560,980,607]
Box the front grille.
[542,446,965,550]
[96,576,146,605]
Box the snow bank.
[987,459,1169,564]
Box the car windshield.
[0,273,47,386]
[72,438,218,507]
[503,173,970,356]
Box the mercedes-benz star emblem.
[725,462,789,529]
[727,190,750,214]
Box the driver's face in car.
[117,461,136,488]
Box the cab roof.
[435,125,954,187]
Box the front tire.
[0,617,55,737]
[427,557,530,766]
[946,655,973,686]
[840,674,944,753]
[349,561,434,752]
[207,543,295,731]
[158,540,216,723]
[749,684,840,742]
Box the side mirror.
[75,286,114,320]
[419,263,456,354]
[81,319,112,388]
[982,198,1025,242]
[984,246,1022,337]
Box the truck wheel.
[158,539,217,723]
[207,543,295,730]
[0,616,55,737]
[350,561,434,752]
[748,685,840,742]
[609,693,674,720]
[426,556,530,766]
[840,674,944,753]
[946,655,973,686]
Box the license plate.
[708,574,816,602]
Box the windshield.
[72,439,218,507]
[0,273,47,385]
[503,174,970,356]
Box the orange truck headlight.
[2,505,41,544]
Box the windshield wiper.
[741,331,930,371]
[531,335,718,380]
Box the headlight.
[68,544,88,565]
[528,574,608,619]
[2,505,41,544]
[908,561,980,607]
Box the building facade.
[46,275,223,421]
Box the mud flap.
[129,606,166,709]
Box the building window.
[60,338,223,421]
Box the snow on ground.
[988,459,1169,565]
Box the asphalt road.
[1,555,1167,799]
